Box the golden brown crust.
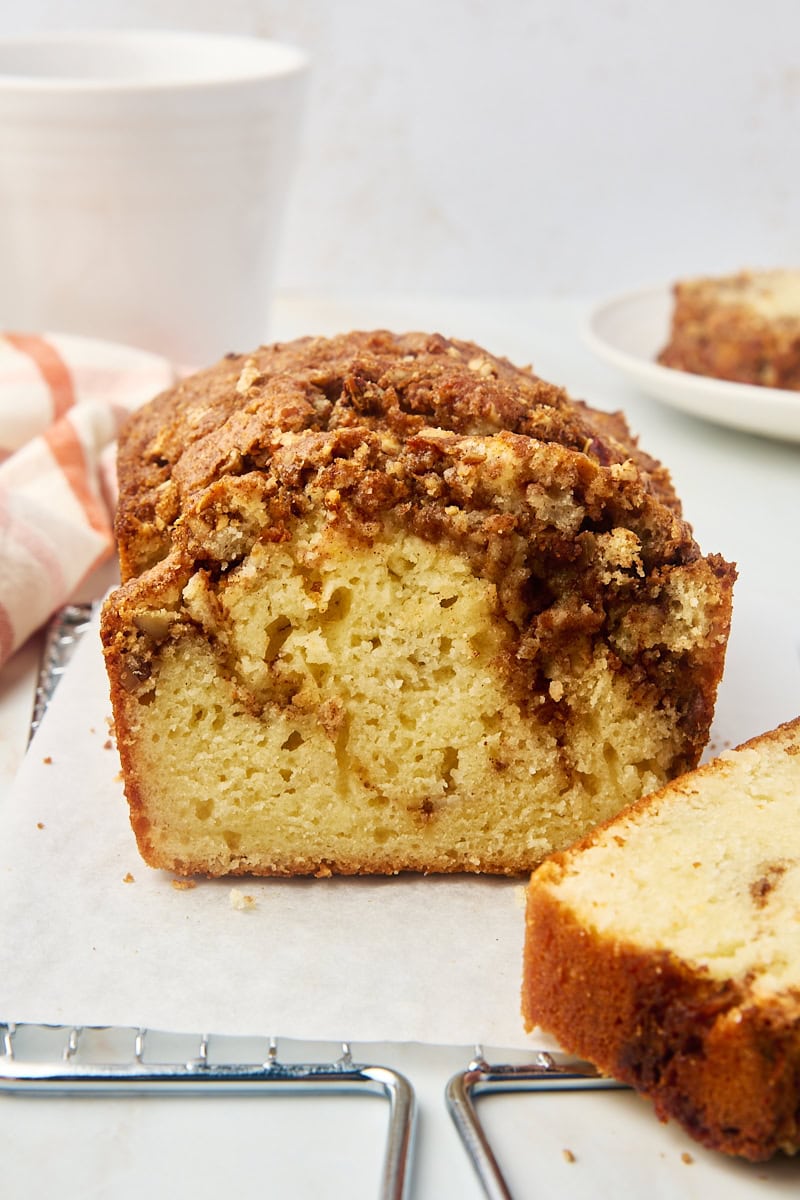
[523,882,800,1160]
[658,270,800,390]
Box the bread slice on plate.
[522,715,800,1160]
[658,268,800,390]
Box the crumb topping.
[115,330,680,579]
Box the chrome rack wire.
[446,1048,628,1200]
[29,602,97,743]
[0,1023,416,1200]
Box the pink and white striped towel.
[0,332,177,669]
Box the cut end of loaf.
[101,330,735,878]
[104,523,722,876]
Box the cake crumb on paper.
[230,888,257,911]
[171,879,196,891]
[36,822,45,830]
[123,872,135,884]
[42,756,52,765]
[562,1148,576,1163]
[681,1152,694,1165]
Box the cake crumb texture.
[522,716,800,1161]
[101,330,734,877]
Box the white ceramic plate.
[585,285,800,442]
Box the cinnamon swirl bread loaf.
[101,330,734,876]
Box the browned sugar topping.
[115,330,679,579]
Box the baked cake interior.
[126,520,719,876]
[102,331,734,876]
[528,729,800,993]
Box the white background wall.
[2,1,798,299]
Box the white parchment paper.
[0,581,796,1047]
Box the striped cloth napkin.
[0,332,177,669]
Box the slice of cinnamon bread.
[522,716,800,1160]
[658,268,800,390]
[101,330,734,877]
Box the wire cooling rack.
[5,603,630,1200]
[29,601,97,742]
[0,1022,415,1199]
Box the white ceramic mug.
[0,31,309,366]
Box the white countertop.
[1,292,798,1199]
